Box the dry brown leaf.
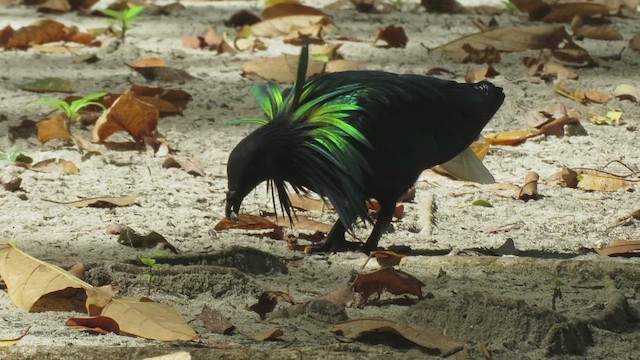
[162,156,206,177]
[37,113,72,145]
[214,213,280,231]
[65,316,120,335]
[0,20,99,49]
[224,10,262,28]
[100,296,197,341]
[513,1,609,23]
[554,80,610,104]
[283,24,325,45]
[465,64,499,83]
[374,25,408,48]
[347,0,394,13]
[613,84,640,102]
[30,158,79,174]
[434,25,570,63]
[93,91,159,143]
[262,2,326,19]
[37,0,71,13]
[43,194,137,208]
[630,34,640,52]
[570,16,622,41]
[470,138,490,160]
[594,240,640,257]
[242,54,325,83]
[234,37,268,52]
[200,305,235,335]
[249,291,295,320]
[331,318,463,355]
[420,0,467,13]
[321,285,356,306]
[267,215,333,233]
[288,193,328,211]
[325,59,366,73]
[0,242,94,312]
[352,267,425,301]
[524,58,578,81]
[117,228,178,254]
[484,129,541,146]
[130,85,192,110]
[203,26,236,54]
[578,174,633,192]
[251,328,283,341]
[130,66,196,83]
[561,166,579,188]
[515,171,540,201]
[128,57,166,68]
[368,251,406,268]
[251,15,331,38]
[367,201,404,220]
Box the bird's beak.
[225,190,239,222]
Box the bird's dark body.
[226,70,504,252]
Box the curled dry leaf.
[251,15,331,38]
[30,158,79,174]
[594,240,640,257]
[214,213,280,231]
[374,25,408,48]
[283,23,325,45]
[201,305,235,335]
[0,19,100,49]
[331,318,463,356]
[561,166,579,188]
[515,171,540,201]
[368,250,406,268]
[224,10,262,28]
[37,113,72,145]
[117,227,178,254]
[613,84,640,103]
[93,91,159,143]
[162,156,206,177]
[262,2,326,19]
[352,267,425,301]
[524,57,578,81]
[65,316,120,335]
[571,16,622,41]
[249,291,295,320]
[554,80,610,104]
[484,129,541,146]
[465,64,499,83]
[251,328,283,341]
[242,54,325,83]
[42,194,137,208]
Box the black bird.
[225,46,504,252]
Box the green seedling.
[550,267,564,311]
[501,0,517,13]
[0,147,32,163]
[140,249,171,295]
[102,6,145,42]
[40,92,107,122]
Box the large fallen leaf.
[434,25,570,63]
[93,91,159,142]
[242,54,325,83]
[251,15,331,37]
[570,16,622,41]
[200,305,235,335]
[594,240,640,257]
[511,0,609,22]
[484,129,541,146]
[65,316,120,335]
[331,318,463,355]
[101,296,197,341]
[352,267,425,301]
[578,174,633,192]
[0,242,92,311]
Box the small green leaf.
[471,199,493,208]
[125,6,145,20]
[140,257,157,267]
[102,9,124,20]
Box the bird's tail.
[472,81,505,120]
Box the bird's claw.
[305,238,370,254]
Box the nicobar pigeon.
[225,45,504,253]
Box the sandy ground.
[1,0,640,359]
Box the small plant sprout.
[40,92,107,122]
[550,266,564,311]
[140,249,170,295]
[102,6,145,42]
[501,0,517,13]
[0,147,32,163]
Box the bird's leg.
[362,201,396,254]
[307,219,362,252]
